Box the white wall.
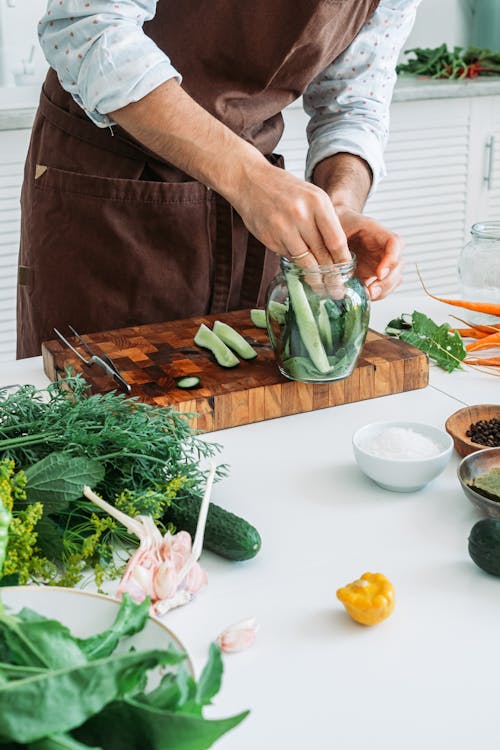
[0,0,48,87]
[400,0,472,62]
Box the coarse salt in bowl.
[352,421,453,492]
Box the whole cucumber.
[165,495,262,561]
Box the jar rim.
[280,252,356,274]
[471,221,500,240]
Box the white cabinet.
[280,94,500,296]
[0,127,30,362]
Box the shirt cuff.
[305,122,387,195]
[78,49,181,128]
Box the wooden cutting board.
[42,309,428,432]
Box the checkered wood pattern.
[42,310,429,432]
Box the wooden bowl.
[445,404,500,457]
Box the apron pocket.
[29,164,214,337]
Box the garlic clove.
[216,617,259,653]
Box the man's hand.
[334,205,403,300]
[313,153,403,300]
[111,80,351,271]
[231,161,351,268]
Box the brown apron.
[17,0,379,358]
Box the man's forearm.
[109,78,269,204]
[311,153,372,212]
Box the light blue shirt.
[38,0,420,190]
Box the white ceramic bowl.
[352,420,453,492]
[1,585,193,676]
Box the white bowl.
[352,420,453,492]
[1,585,193,676]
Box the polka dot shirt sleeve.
[303,0,420,194]
[38,0,181,128]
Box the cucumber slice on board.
[250,309,267,328]
[213,320,257,360]
[194,324,240,367]
[175,376,201,389]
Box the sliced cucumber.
[250,309,267,328]
[213,320,257,360]
[318,299,333,353]
[285,273,330,374]
[194,323,239,367]
[175,376,201,389]
[268,300,288,325]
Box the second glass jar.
[265,255,370,383]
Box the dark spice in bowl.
[466,418,500,448]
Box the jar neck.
[471,222,500,241]
[280,254,356,277]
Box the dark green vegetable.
[469,519,500,576]
[166,495,262,561]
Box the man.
[17,0,419,358]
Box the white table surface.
[1,295,499,750]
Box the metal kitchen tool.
[53,327,132,394]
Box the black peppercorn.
[466,418,500,447]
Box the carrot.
[465,357,500,366]
[449,314,500,334]
[466,331,500,352]
[417,267,500,316]
[450,327,489,339]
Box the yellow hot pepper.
[336,572,395,626]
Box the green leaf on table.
[24,453,105,511]
[0,648,177,744]
[75,698,249,750]
[195,643,223,708]
[385,311,466,372]
[0,615,87,670]
[76,595,151,661]
[29,732,104,750]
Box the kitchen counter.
[2,296,499,750]
[393,75,500,101]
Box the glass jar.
[265,255,370,383]
[458,222,500,323]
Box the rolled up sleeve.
[38,0,181,127]
[304,0,420,193]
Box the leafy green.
[0,596,247,749]
[397,44,500,79]
[24,454,105,511]
[76,596,150,661]
[0,375,225,585]
[75,699,248,750]
[471,468,500,501]
[0,648,181,743]
[385,311,466,372]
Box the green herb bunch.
[0,374,223,586]
[397,45,500,79]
